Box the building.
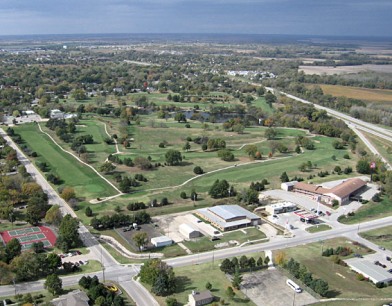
[179,223,201,239]
[196,205,261,232]
[292,178,367,205]
[150,235,173,248]
[188,290,214,306]
[50,109,65,119]
[265,202,297,215]
[345,258,392,285]
[51,289,89,306]
[281,181,298,191]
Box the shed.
[281,181,298,191]
[179,223,201,239]
[151,235,172,248]
[188,290,214,306]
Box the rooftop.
[346,258,392,283]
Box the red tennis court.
[0,226,57,250]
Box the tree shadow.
[174,276,193,293]
[325,289,341,298]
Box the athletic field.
[0,226,57,250]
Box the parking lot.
[115,222,163,251]
[241,269,318,306]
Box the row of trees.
[90,211,151,230]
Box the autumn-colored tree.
[60,187,76,202]
[275,251,287,266]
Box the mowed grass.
[183,227,267,253]
[280,237,392,298]
[150,261,256,306]
[360,226,392,251]
[306,224,332,233]
[339,197,392,224]
[15,124,118,199]
[308,84,392,104]
[361,131,392,165]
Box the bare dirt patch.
[299,64,392,75]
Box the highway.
[266,87,392,169]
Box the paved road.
[0,128,159,306]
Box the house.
[179,223,201,239]
[188,290,214,306]
[51,289,89,306]
[196,205,261,232]
[151,235,172,248]
[50,109,65,119]
[292,178,367,205]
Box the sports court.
[0,226,57,251]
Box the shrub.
[180,192,187,199]
[193,166,204,175]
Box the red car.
[326,211,331,216]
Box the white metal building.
[150,236,173,248]
[179,223,201,239]
[265,202,297,215]
[346,258,392,285]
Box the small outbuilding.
[188,290,214,306]
[281,181,298,191]
[179,223,201,239]
[150,235,173,248]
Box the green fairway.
[359,226,392,251]
[15,124,118,199]
[280,237,392,299]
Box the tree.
[217,149,234,161]
[99,162,116,174]
[244,145,258,159]
[134,157,152,170]
[280,172,289,183]
[209,179,230,198]
[312,279,329,297]
[85,206,93,217]
[45,205,63,226]
[55,214,82,252]
[193,166,204,175]
[140,259,176,295]
[60,187,76,202]
[166,297,178,306]
[275,251,287,266]
[180,191,187,199]
[232,268,243,289]
[356,159,371,174]
[44,274,62,296]
[220,258,235,274]
[226,286,235,299]
[183,141,191,152]
[265,92,277,105]
[165,150,182,166]
[264,256,270,266]
[32,241,45,253]
[46,253,62,273]
[205,281,212,290]
[265,128,277,140]
[4,238,21,263]
[133,232,148,251]
[174,112,186,122]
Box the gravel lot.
[241,269,318,306]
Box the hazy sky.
[1,0,391,36]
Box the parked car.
[379,246,386,251]
[354,253,363,258]
[386,256,391,261]
[387,269,392,273]
[326,211,331,216]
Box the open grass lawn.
[15,124,118,199]
[308,84,392,104]
[183,227,267,253]
[360,226,392,251]
[150,262,256,306]
[253,96,273,114]
[312,301,385,306]
[280,237,392,299]
[306,224,332,233]
[338,197,392,224]
[361,131,392,165]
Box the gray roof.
[51,290,89,306]
[197,205,260,230]
[151,235,172,243]
[208,205,260,221]
[179,223,199,234]
[346,259,392,283]
[191,290,214,302]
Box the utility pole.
[101,247,105,283]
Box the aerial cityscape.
[0,1,392,306]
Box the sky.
[0,0,392,36]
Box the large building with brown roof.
[292,178,367,205]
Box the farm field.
[359,226,392,251]
[14,124,118,199]
[279,237,392,299]
[299,64,392,75]
[307,84,392,104]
